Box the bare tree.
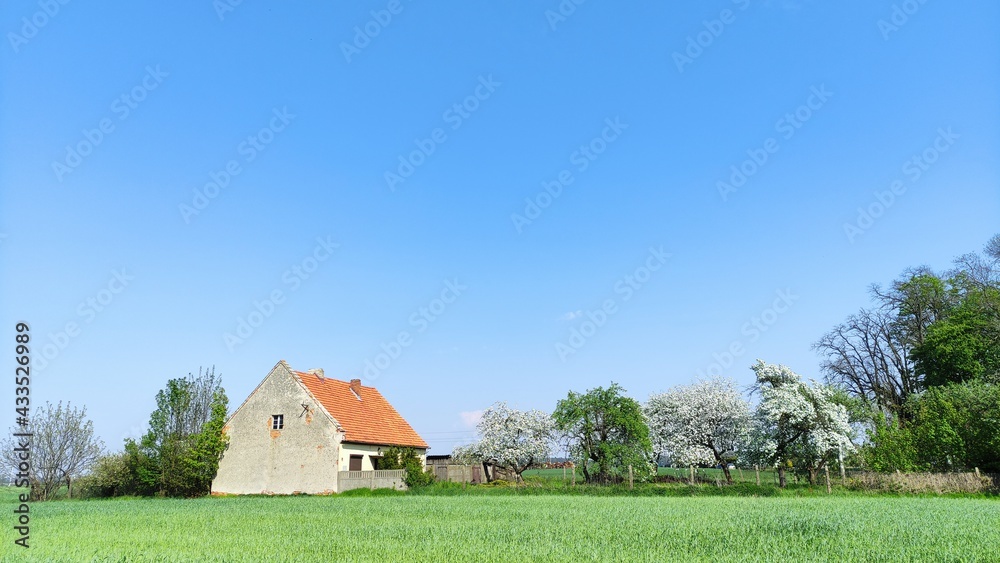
[813,307,918,418]
[0,402,104,500]
[181,366,222,437]
[984,234,1000,262]
[952,234,1000,289]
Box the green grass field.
[3,486,998,561]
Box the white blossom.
[746,360,855,470]
[457,402,553,480]
[645,378,751,472]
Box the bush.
[377,446,436,489]
[862,382,1000,473]
[863,417,919,472]
[403,460,435,488]
[78,453,131,498]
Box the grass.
[2,486,999,561]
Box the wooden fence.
[432,464,483,484]
[658,466,998,493]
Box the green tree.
[878,270,955,350]
[908,389,966,471]
[816,234,1000,474]
[911,235,1000,387]
[128,367,228,497]
[552,383,653,483]
[911,382,1000,472]
[186,382,229,494]
[122,435,158,495]
[912,289,1000,387]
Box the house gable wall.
[211,363,341,494]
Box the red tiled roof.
[295,371,428,449]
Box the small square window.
[271,414,284,430]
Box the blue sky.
[1,1,998,454]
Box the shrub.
[377,446,436,489]
[403,457,435,488]
[862,416,919,472]
[861,382,1000,473]
[77,453,132,498]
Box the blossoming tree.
[645,377,751,484]
[460,402,553,482]
[746,360,855,487]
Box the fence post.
[825,465,831,494]
[689,465,695,486]
[738,467,744,482]
[754,465,760,486]
[563,465,567,483]
[975,467,981,478]
[838,445,846,485]
[572,464,576,487]
[629,465,634,490]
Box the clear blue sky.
[2,1,998,454]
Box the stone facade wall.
[211,363,342,495]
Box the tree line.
[454,234,1000,485]
[454,360,853,488]
[814,234,1000,472]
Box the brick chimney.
[307,368,325,380]
[350,378,362,395]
